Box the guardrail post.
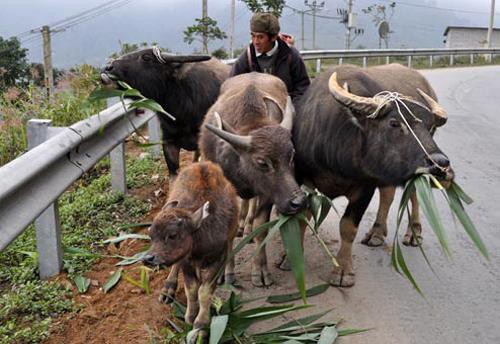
[450,54,454,66]
[338,57,343,65]
[362,57,367,68]
[148,115,162,159]
[315,59,321,74]
[408,56,412,68]
[27,119,63,279]
[489,53,493,63]
[429,55,433,67]
[386,56,390,64]
[107,98,127,195]
[470,54,474,65]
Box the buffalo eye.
[167,232,178,240]
[255,158,270,171]
[389,119,401,128]
[141,54,153,62]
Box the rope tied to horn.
[368,90,447,173]
[152,45,167,64]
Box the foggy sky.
[1,0,498,68]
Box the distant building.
[443,26,500,48]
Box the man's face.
[251,32,276,54]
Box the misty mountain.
[0,0,496,68]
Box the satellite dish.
[378,21,390,39]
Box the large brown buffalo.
[101,47,230,180]
[293,63,454,287]
[199,72,307,287]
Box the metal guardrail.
[0,98,159,278]
[224,47,500,70]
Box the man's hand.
[279,33,295,47]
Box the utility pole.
[30,25,64,99]
[301,11,305,50]
[346,0,354,49]
[486,0,496,48]
[305,0,325,49]
[230,0,235,58]
[202,0,208,54]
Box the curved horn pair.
[328,72,386,115]
[416,88,448,126]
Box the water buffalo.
[101,47,230,180]
[143,161,238,342]
[293,63,453,287]
[199,72,307,287]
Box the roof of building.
[444,26,500,36]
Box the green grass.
[0,153,162,343]
[0,64,105,166]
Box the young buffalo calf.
[143,162,238,340]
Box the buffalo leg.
[403,191,423,246]
[329,187,375,288]
[362,186,395,247]
[224,238,236,285]
[162,142,180,183]
[159,263,180,304]
[182,264,200,325]
[237,198,249,237]
[251,203,273,287]
[244,197,257,236]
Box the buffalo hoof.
[237,227,244,237]
[187,329,208,344]
[361,232,385,247]
[251,271,274,287]
[402,223,423,247]
[277,254,292,271]
[328,269,355,288]
[158,283,177,304]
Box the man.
[231,12,310,104]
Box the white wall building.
[443,26,500,48]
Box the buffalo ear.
[162,200,179,210]
[191,201,210,230]
[263,96,284,123]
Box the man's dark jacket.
[230,39,310,103]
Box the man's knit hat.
[250,12,280,36]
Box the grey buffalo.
[293,64,454,287]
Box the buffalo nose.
[289,193,307,211]
[428,153,450,168]
[142,254,156,266]
[103,63,113,72]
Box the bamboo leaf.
[116,222,152,231]
[209,315,228,344]
[318,326,338,344]
[238,304,311,319]
[337,328,371,336]
[64,246,101,258]
[266,283,330,304]
[252,214,290,259]
[317,196,333,229]
[265,309,334,333]
[446,188,489,259]
[73,276,91,294]
[414,176,450,257]
[103,233,150,244]
[450,181,473,205]
[115,250,149,266]
[103,268,122,293]
[393,237,423,295]
[88,87,124,102]
[280,217,307,303]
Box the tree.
[0,36,29,92]
[183,17,227,54]
[211,47,229,59]
[240,0,285,17]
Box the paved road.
[235,65,500,344]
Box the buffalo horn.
[191,201,210,229]
[205,123,252,151]
[160,53,211,63]
[416,88,448,126]
[280,96,295,131]
[328,72,385,115]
